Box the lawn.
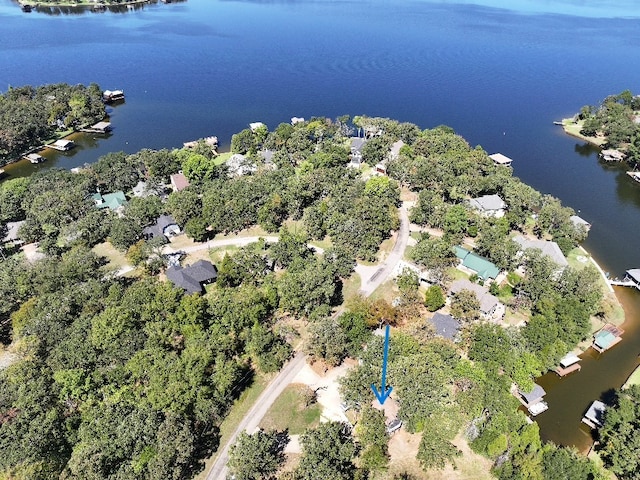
[561,119,607,147]
[214,151,233,165]
[341,272,362,304]
[623,364,640,390]
[92,241,137,275]
[259,384,321,435]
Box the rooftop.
[166,260,217,294]
[429,312,460,341]
[519,384,546,405]
[489,153,514,165]
[469,194,506,212]
[450,279,500,314]
[170,172,190,192]
[584,400,606,427]
[513,235,568,269]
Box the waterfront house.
[469,194,507,218]
[489,153,513,167]
[513,235,568,271]
[582,400,606,428]
[170,172,190,192]
[389,140,405,161]
[554,352,582,377]
[349,137,367,167]
[593,323,624,353]
[50,139,75,151]
[143,214,180,242]
[429,312,460,341]
[570,215,591,232]
[93,191,127,213]
[454,246,501,281]
[449,279,504,320]
[227,153,257,176]
[166,260,218,294]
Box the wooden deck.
[554,363,581,377]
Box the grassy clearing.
[214,151,233,165]
[561,119,606,147]
[341,273,362,304]
[194,374,271,480]
[259,384,321,435]
[92,241,133,271]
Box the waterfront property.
[349,137,366,167]
[554,352,582,377]
[593,323,624,353]
[489,152,513,167]
[600,149,626,162]
[143,214,180,242]
[49,139,75,151]
[81,121,112,134]
[570,215,591,232]
[516,384,549,416]
[513,235,568,271]
[469,194,507,218]
[25,153,45,164]
[582,400,606,429]
[92,191,127,213]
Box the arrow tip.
[371,384,393,405]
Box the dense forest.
[0,83,105,165]
[0,114,617,479]
[575,89,640,161]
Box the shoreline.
[559,118,607,147]
[18,0,155,8]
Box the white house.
[469,194,507,218]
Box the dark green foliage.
[339,311,372,358]
[357,406,389,471]
[541,446,597,480]
[90,151,144,192]
[424,285,446,312]
[228,430,288,480]
[296,422,357,480]
[0,83,105,163]
[306,317,349,366]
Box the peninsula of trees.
[563,89,640,162]
[0,83,106,165]
[0,114,618,479]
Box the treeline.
[578,89,640,160]
[0,83,105,164]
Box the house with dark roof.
[429,312,460,341]
[166,260,218,294]
[143,215,180,241]
[349,137,367,167]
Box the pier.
[609,269,640,290]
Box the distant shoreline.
[19,0,154,8]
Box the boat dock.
[609,269,640,289]
[103,89,125,103]
[25,153,45,164]
[79,121,112,134]
[627,171,640,183]
[46,139,76,152]
[582,400,606,429]
[514,383,548,416]
[554,352,582,377]
[593,323,624,353]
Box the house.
[143,214,180,241]
[132,181,160,198]
[449,279,504,320]
[513,235,568,270]
[429,312,460,341]
[92,191,127,212]
[570,215,591,232]
[349,137,367,167]
[489,153,513,167]
[469,194,507,218]
[2,221,25,245]
[454,246,501,281]
[582,400,606,428]
[170,172,190,192]
[166,260,218,294]
[389,140,405,160]
[227,153,257,176]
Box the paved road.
[205,202,411,480]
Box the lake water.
[2,0,640,449]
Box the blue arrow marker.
[371,324,393,405]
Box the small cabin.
[582,400,606,429]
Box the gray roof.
[513,235,568,268]
[570,215,591,229]
[469,194,506,212]
[3,221,25,243]
[350,137,366,152]
[627,269,640,283]
[429,312,460,340]
[519,384,546,404]
[449,279,499,315]
[259,149,275,163]
[166,260,217,294]
[143,214,179,240]
[584,400,606,426]
[389,140,405,158]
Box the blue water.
[2,0,640,447]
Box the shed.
[429,312,460,341]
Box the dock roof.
[489,153,513,165]
[584,400,606,427]
[559,352,581,368]
[519,384,546,405]
[594,330,617,350]
[626,269,640,283]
